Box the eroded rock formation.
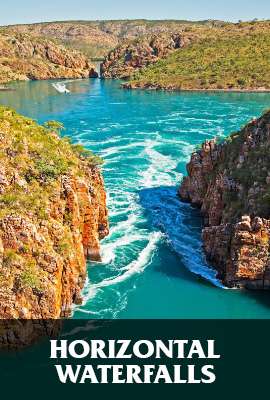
[0,107,109,318]
[100,33,191,79]
[0,31,97,84]
[179,110,270,289]
[7,20,219,60]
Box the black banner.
[0,319,268,398]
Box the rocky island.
[0,107,109,318]
[179,110,270,289]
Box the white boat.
[52,82,70,93]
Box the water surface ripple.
[1,79,270,318]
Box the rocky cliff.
[121,21,270,91]
[100,33,192,79]
[0,30,97,84]
[0,107,109,318]
[179,110,270,289]
[6,20,220,60]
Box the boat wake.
[52,82,70,93]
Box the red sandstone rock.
[179,110,270,289]
[0,109,109,318]
[100,33,191,79]
[0,170,109,318]
[0,31,97,84]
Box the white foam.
[100,141,147,159]
[101,233,145,264]
[72,110,227,318]
[83,232,162,302]
[108,102,127,105]
[139,141,180,188]
[109,209,139,236]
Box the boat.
[52,82,70,93]
[0,85,15,91]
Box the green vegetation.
[1,17,270,88]
[1,249,44,291]
[0,106,103,221]
[201,110,270,221]
[43,120,64,131]
[19,260,43,290]
[129,29,270,90]
[55,230,73,256]
[71,143,103,165]
[61,40,111,61]
[1,19,234,62]
[3,248,21,267]
[0,29,91,85]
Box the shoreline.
[2,79,270,94]
[2,80,270,94]
[122,83,270,93]
[0,76,99,90]
[0,86,15,91]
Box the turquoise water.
[1,79,270,318]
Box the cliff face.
[0,107,109,318]
[7,20,221,60]
[0,31,97,84]
[179,110,270,289]
[100,33,191,79]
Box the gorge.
[1,79,270,319]
[1,20,270,92]
[1,15,270,322]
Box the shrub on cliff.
[0,106,103,220]
[127,25,270,90]
[0,106,109,318]
[179,108,270,289]
[0,30,94,84]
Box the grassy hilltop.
[125,21,270,90]
[0,107,102,221]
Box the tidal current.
[1,79,270,318]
